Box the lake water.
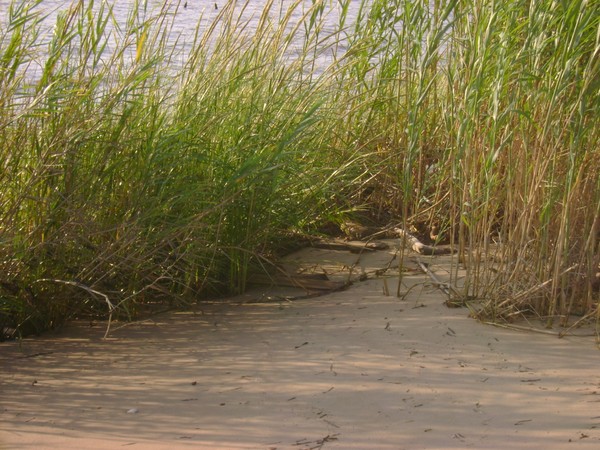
[0,0,370,76]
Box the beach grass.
[1,0,598,337]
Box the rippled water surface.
[1,0,369,73]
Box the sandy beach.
[1,243,599,449]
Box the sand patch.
[1,243,599,449]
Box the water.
[0,0,369,77]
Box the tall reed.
[441,0,600,326]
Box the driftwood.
[393,228,453,256]
[251,225,453,294]
[337,221,453,256]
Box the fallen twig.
[482,320,597,337]
[495,264,578,310]
[482,321,561,336]
[415,258,461,301]
[558,308,599,338]
[250,272,348,291]
[34,279,115,339]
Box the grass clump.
[0,0,598,338]
[0,0,341,336]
